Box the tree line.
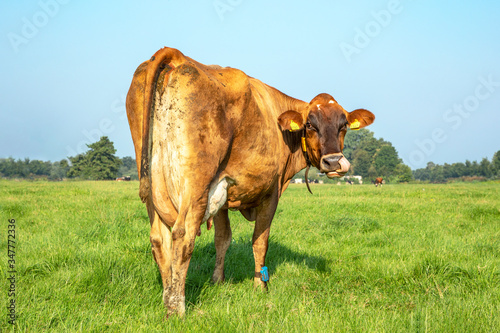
[338,129,499,183]
[413,152,500,183]
[0,137,137,181]
[1,135,498,183]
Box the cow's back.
[127,49,307,224]
[150,61,289,217]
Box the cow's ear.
[278,110,304,132]
[347,109,375,130]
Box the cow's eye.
[305,122,317,131]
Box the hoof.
[164,293,186,318]
[211,272,225,284]
[253,278,268,291]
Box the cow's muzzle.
[320,153,350,178]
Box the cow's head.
[278,93,375,178]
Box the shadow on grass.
[174,237,329,309]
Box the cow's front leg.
[252,190,279,290]
[212,209,231,283]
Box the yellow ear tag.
[290,120,300,131]
[350,119,360,130]
[301,137,307,152]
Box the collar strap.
[301,128,311,166]
[302,128,313,194]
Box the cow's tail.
[139,47,179,202]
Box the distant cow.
[126,47,375,316]
[116,176,131,181]
[374,177,384,187]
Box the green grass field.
[1,180,499,332]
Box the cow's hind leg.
[212,209,231,283]
[149,211,173,306]
[165,200,207,317]
[145,197,176,308]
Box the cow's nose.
[320,153,343,172]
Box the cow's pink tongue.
[326,157,350,178]
[338,157,350,173]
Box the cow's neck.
[254,82,312,186]
[285,132,309,179]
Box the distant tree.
[449,162,466,178]
[118,156,138,180]
[478,158,492,178]
[360,136,381,159]
[374,145,399,177]
[352,149,371,178]
[471,161,479,176]
[60,159,69,171]
[442,163,452,179]
[18,158,30,178]
[491,150,500,177]
[463,160,472,176]
[68,136,121,180]
[49,159,70,180]
[86,137,121,180]
[393,163,413,183]
[121,156,135,170]
[431,164,446,183]
[28,160,52,176]
[28,159,42,175]
[413,162,436,182]
[9,158,23,177]
[413,168,428,181]
[343,129,374,161]
[367,165,377,180]
[0,158,14,177]
[68,154,89,178]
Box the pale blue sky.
[1,0,499,169]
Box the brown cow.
[374,177,384,187]
[126,47,375,316]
